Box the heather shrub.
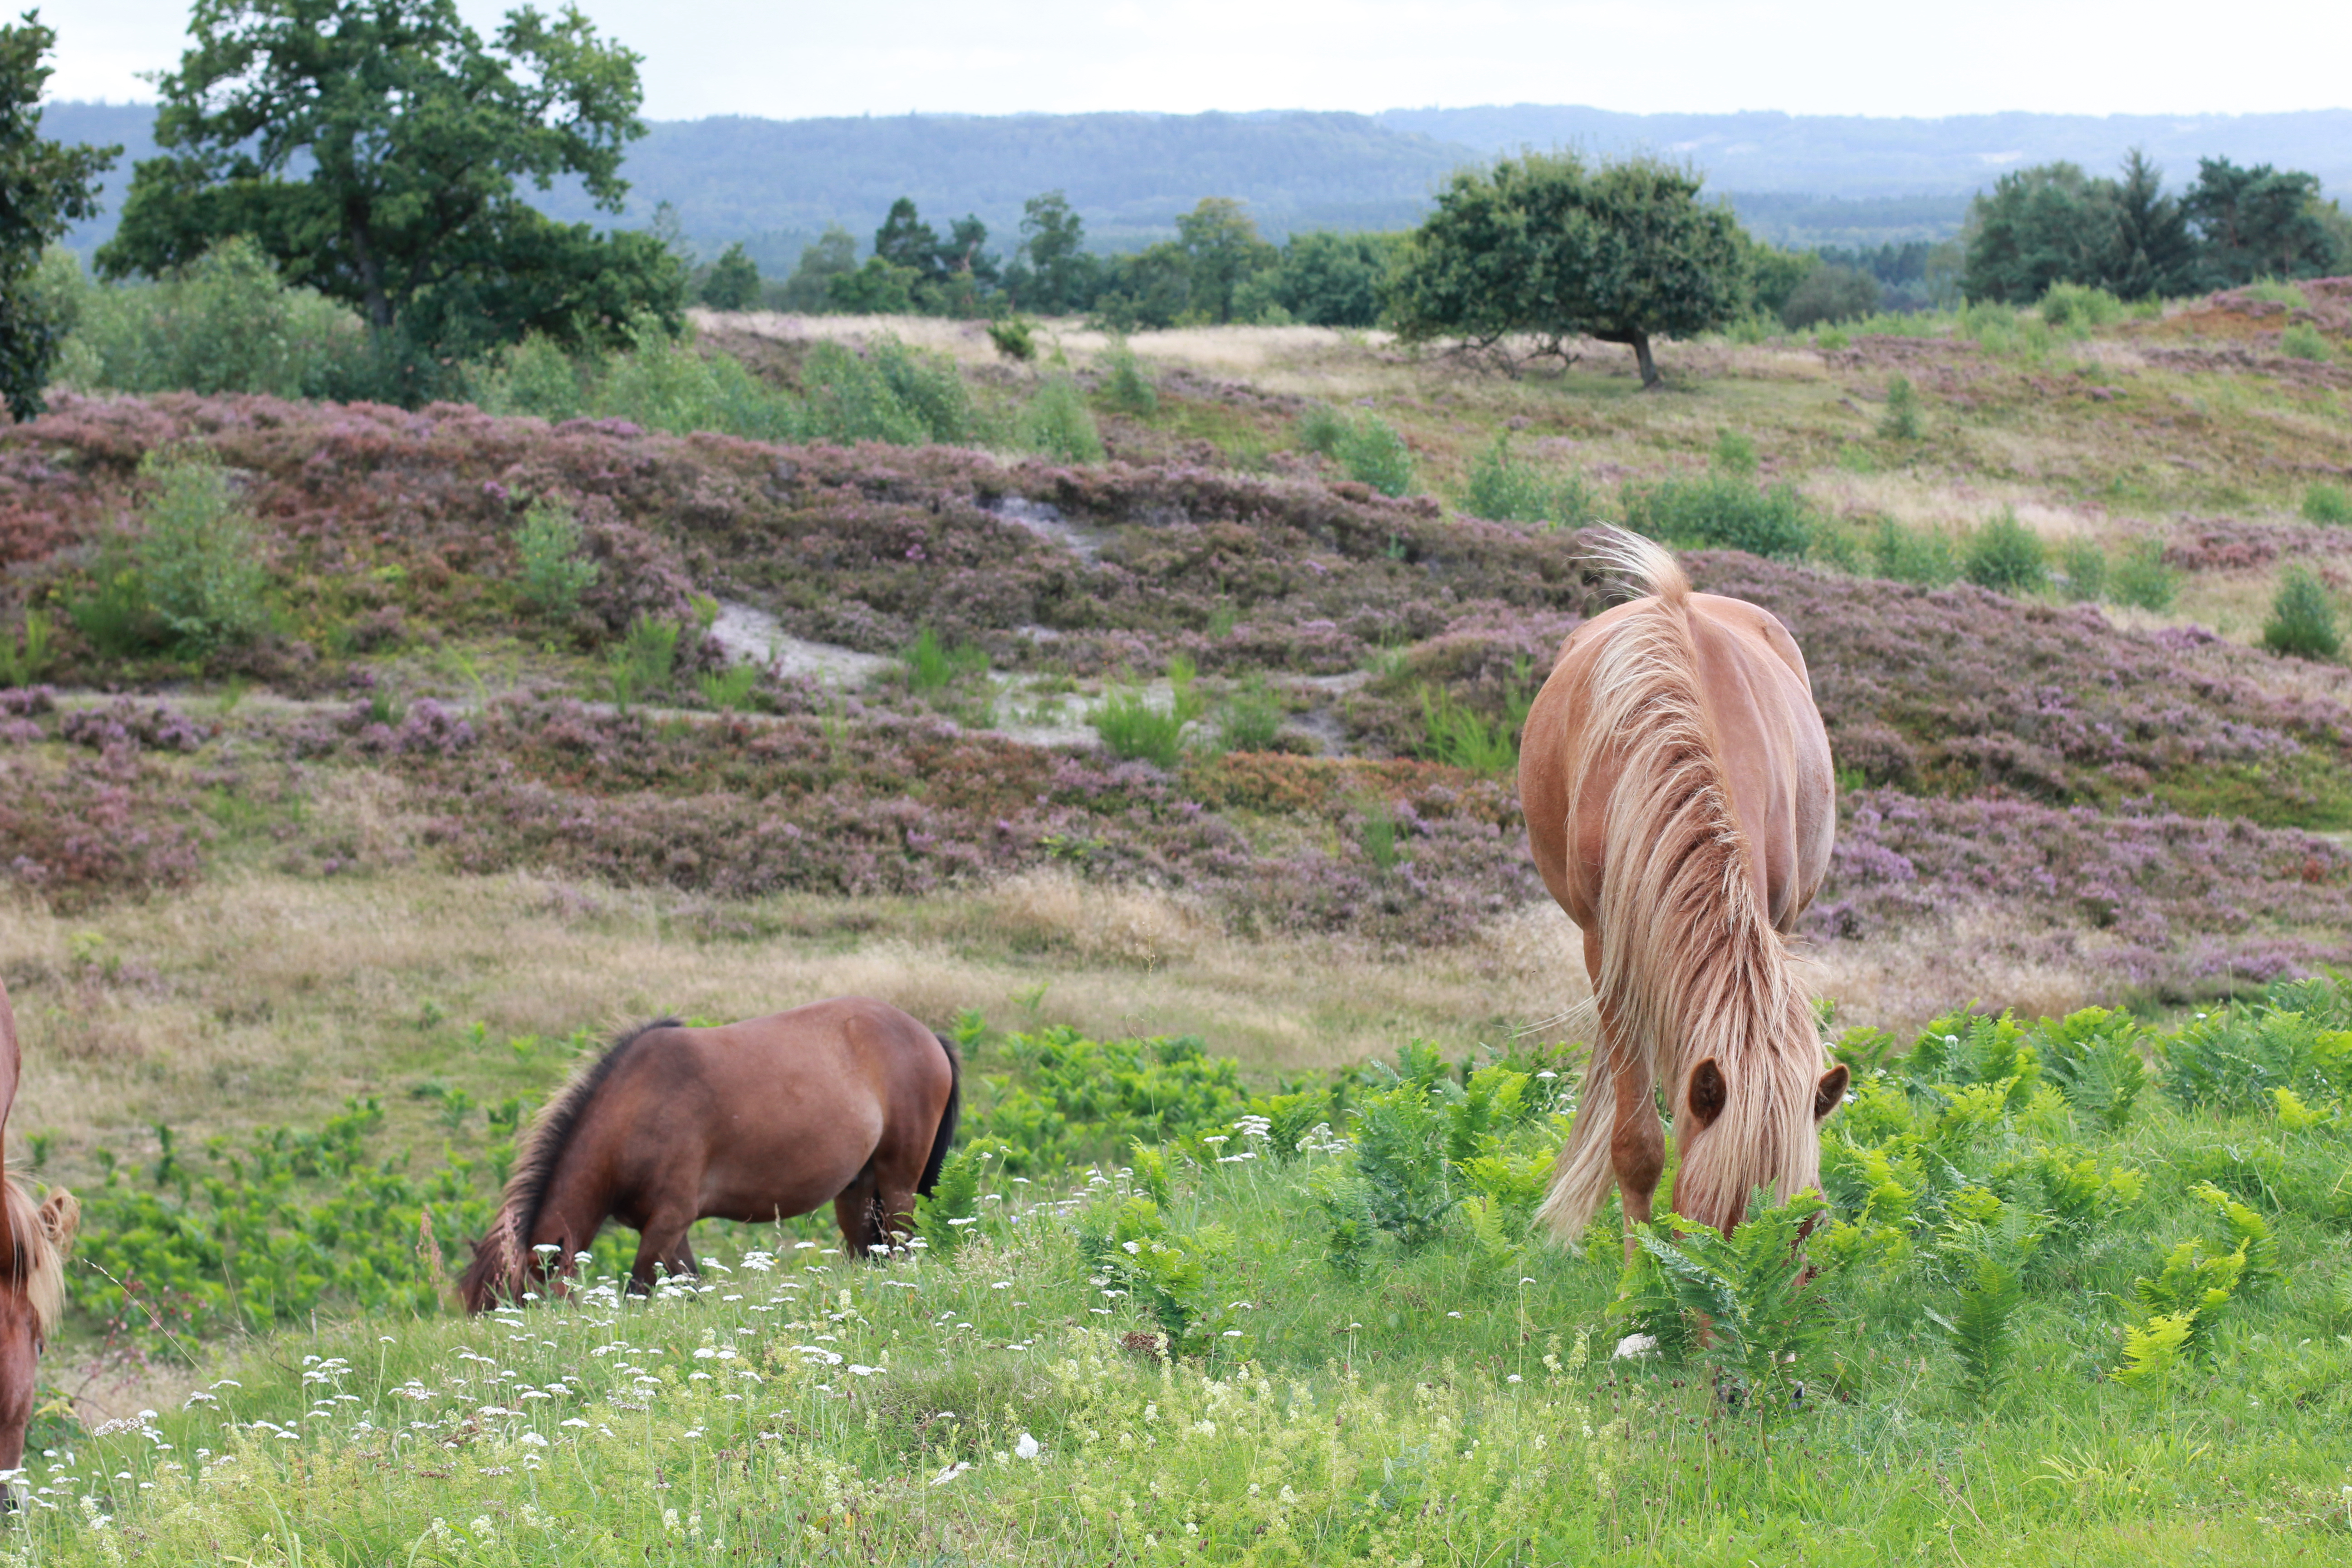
[2107,540,2178,610]
[1877,376,1923,440]
[1335,412,1415,496]
[136,447,270,650]
[1963,510,2047,594]
[1099,337,1159,416]
[2279,323,2332,362]
[2303,482,2352,525]
[1019,374,1105,462]
[514,500,599,620]
[2262,566,2340,660]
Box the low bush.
[1623,474,1813,561]
[1334,413,1416,497]
[2107,540,2179,610]
[2263,565,2341,659]
[2039,281,2125,333]
[2303,482,2352,525]
[1098,338,1159,416]
[1963,510,2047,594]
[515,500,599,621]
[2280,323,2332,362]
[1019,375,1104,462]
[1877,376,1923,440]
[1460,435,1590,526]
[135,447,270,651]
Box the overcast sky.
[42,0,2352,120]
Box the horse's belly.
[695,1111,881,1222]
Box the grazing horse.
[461,997,960,1310]
[1521,529,1847,1245]
[0,980,78,1475]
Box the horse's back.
[1524,588,1833,938]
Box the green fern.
[2113,1311,2196,1390]
[1924,1188,2043,1403]
[2192,1182,2278,1294]
[2131,1239,2245,1358]
[1624,1189,1832,1416]
[2035,1008,2150,1131]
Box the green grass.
[26,994,2352,1563]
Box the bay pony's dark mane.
[459,1018,678,1308]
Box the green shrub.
[2262,565,2341,659]
[1099,337,1158,416]
[1871,519,1960,586]
[2038,281,2124,332]
[1712,428,1759,477]
[1294,402,1348,455]
[478,332,590,422]
[696,663,759,712]
[902,626,989,691]
[54,237,370,399]
[1020,375,1105,461]
[1781,265,1879,329]
[1877,376,1923,441]
[2057,538,2107,602]
[1092,657,1203,768]
[1335,413,1415,496]
[1416,684,1524,773]
[596,322,803,443]
[2303,482,2352,525]
[2107,540,2178,610]
[799,340,929,445]
[1963,510,2047,594]
[66,537,162,658]
[2280,323,2332,362]
[1461,435,1591,527]
[1623,474,1814,560]
[515,500,599,620]
[986,317,1036,361]
[1217,674,1285,752]
[869,334,979,443]
[0,608,54,686]
[136,449,270,650]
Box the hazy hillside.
[1377,105,2352,198]
[41,100,2351,267]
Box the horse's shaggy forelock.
[1537,529,1826,1239]
[461,1018,680,1308]
[3,1177,70,1335]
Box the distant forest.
[44,101,2352,272]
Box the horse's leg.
[832,1163,886,1259]
[627,1205,700,1293]
[1590,927,1665,1262]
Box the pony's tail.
[1533,998,1614,1240]
[916,1034,963,1198]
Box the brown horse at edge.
[461,997,959,1310]
[0,979,78,1474]
[1520,529,1848,1245]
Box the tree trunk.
[1628,329,1660,389]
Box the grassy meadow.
[2,284,2352,1560]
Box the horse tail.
[1542,525,1818,1238]
[460,1018,677,1312]
[916,1033,962,1198]
[1532,997,1611,1240]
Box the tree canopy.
[1963,151,2343,304]
[98,0,679,391]
[1,9,118,419]
[1385,152,1749,387]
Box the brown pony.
[1520,529,1847,1245]
[461,997,959,1310]
[0,979,78,1475]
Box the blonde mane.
[4,1177,73,1336]
[1537,529,1826,1238]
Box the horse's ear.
[38,1189,79,1249]
[1685,1058,1727,1129]
[1814,1064,1851,1121]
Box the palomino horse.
[461,997,960,1309]
[0,980,78,1474]
[1521,528,1847,1244]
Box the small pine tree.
[1877,376,1923,440]
[2262,565,2341,659]
[1964,510,2047,595]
